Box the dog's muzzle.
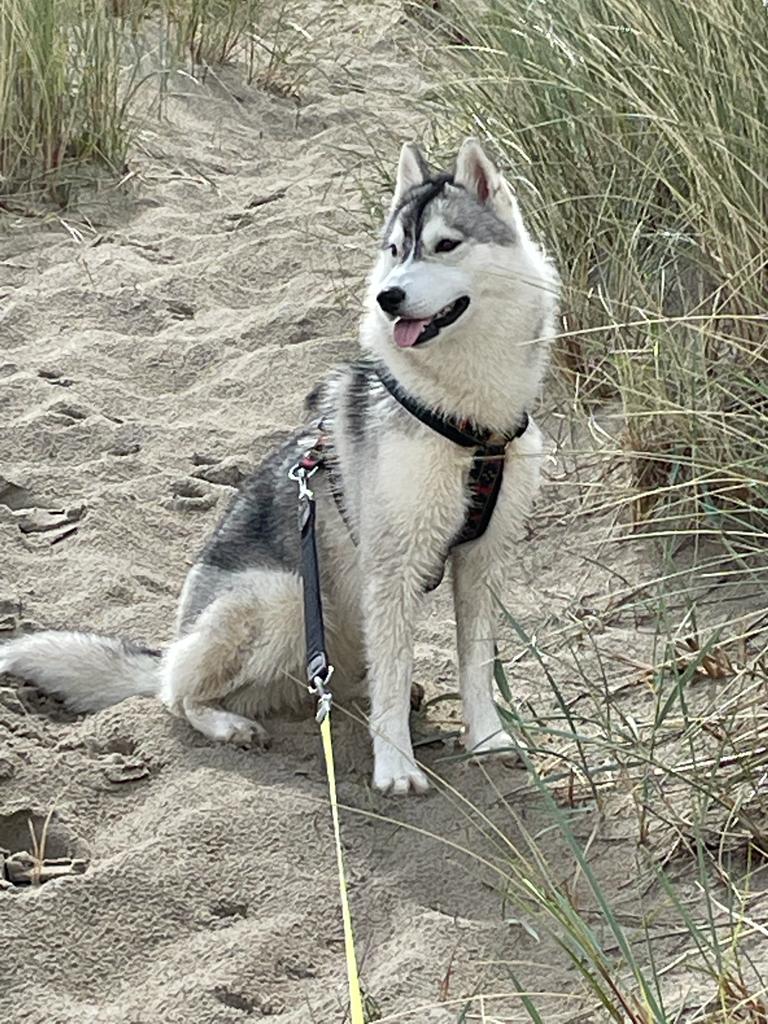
[391,296,471,348]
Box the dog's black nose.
[377,287,406,315]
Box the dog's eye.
[388,243,398,257]
[435,238,460,253]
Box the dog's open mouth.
[393,296,470,349]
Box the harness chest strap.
[299,372,529,557]
[373,365,529,549]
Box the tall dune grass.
[0,0,313,204]
[164,0,312,95]
[391,4,768,1017]
[416,0,768,563]
[0,0,137,201]
[165,0,259,69]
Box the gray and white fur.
[0,138,560,795]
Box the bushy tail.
[0,631,161,712]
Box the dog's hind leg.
[160,568,305,747]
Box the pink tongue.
[393,318,431,348]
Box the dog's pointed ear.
[454,137,502,204]
[391,142,429,208]
[454,136,523,228]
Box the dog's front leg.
[453,550,512,755]
[364,570,429,795]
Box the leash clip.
[309,666,334,723]
[289,460,319,501]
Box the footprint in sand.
[170,478,218,512]
[0,478,86,546]
[37,368,74,388]
[0,808,89,889]
[192,456,247,489]
[45,400,90,427]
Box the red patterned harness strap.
[452,441,509,548]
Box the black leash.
[289,454,334,722]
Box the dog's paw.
[463,728,518,761]
[373,750,429,796]
[216,713,271,750]
[181,700,271,750]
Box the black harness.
[290,366,529,717]
[373,366,529,549]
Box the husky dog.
[0,139,559,794]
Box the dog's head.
[364,138,552,353]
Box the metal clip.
[289,461,318,501]
[309,665,334,723]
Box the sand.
[2,2,765,1021]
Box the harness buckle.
[309,665,334,723]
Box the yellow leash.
[320,713,366,1024]
[290,451,365,1023]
